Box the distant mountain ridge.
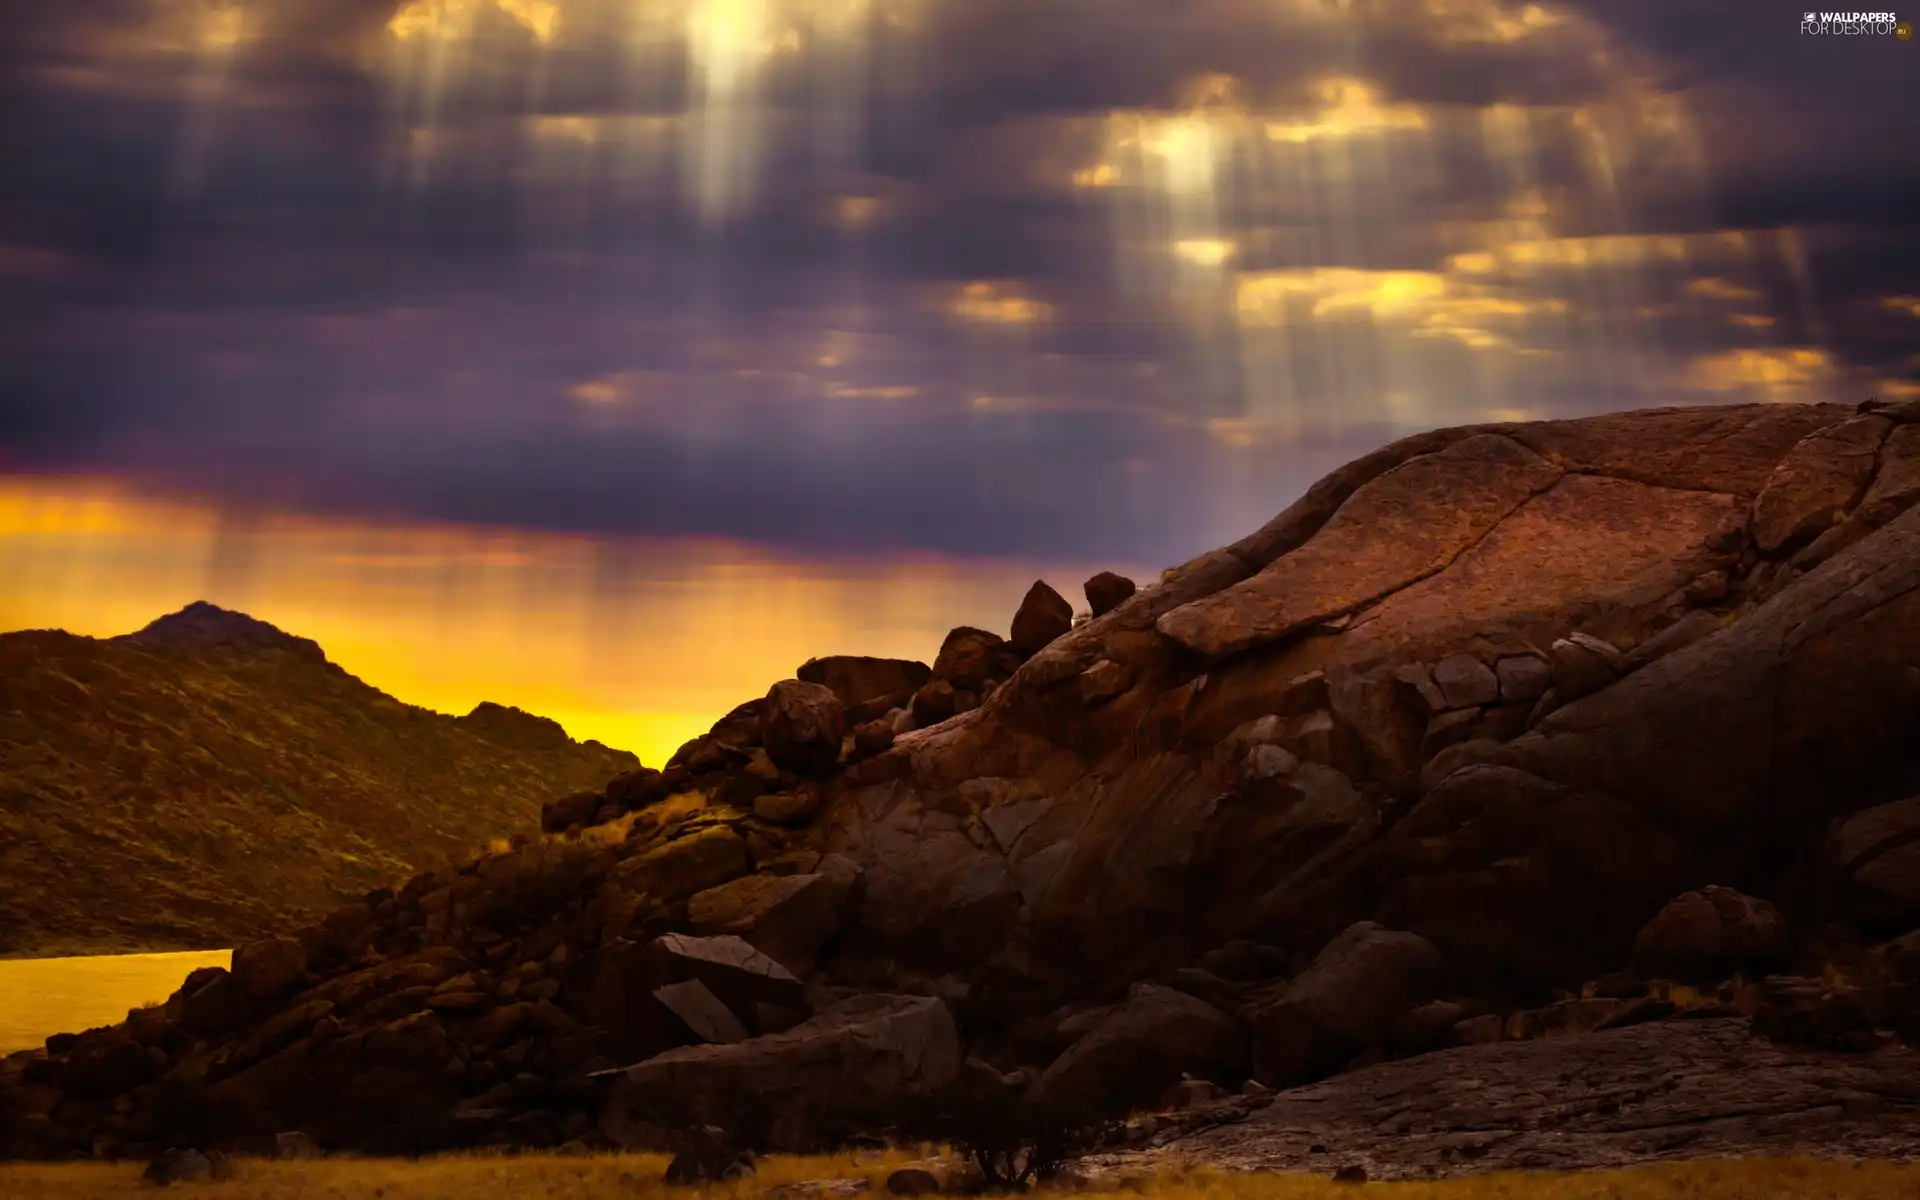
[0,603,638,957]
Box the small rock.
[1084,571,1138,618]
[1246,743,1300,781]
[1433,654,1500,709]
[754,790,821,827]
[143,1148,214,1185]
[274,1131,321,1160]
[1550,638,1616,701]
[1452,1014,1504,1045]
[1079,659,1132,706]
[1333,1163,1369,1184]
[887,1168,942,1196]
[1493,655,1552,704]
[1421,709,1481,758]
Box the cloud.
[1,0,1915,565]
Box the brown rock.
[887,1168,942,1196]
[1751,415,1890,552]
[542,791,603,833]
[1084,572,1139,618]
[1391,664,1449,718]
[1506,402,1852,497]
[687,863,859,973]
[1158,435,1564,659]
[1857,423,1920,527]
[231,936,308,1002]
[614,826,750,903]
[1245,922,1444,1086]
[910,680,957,726]
[1421,710,1480,759]
[797,657,934,709]
[759,680,848,775]
[653,979,750,1044]
[1289,711,1363,777]
[1027,983,1247,1118]
[931,627,1016,692]
[598,994,960,1151]
[1432,655,1499,709]
[650,933,809,1018]
[1079,659,1132,706]
[1010,581,1075,657]
[755,789,822,828]
[1831,795,1920,925]
[1493,656,1551,705]
[851,720,896,760]
[1548,637,1616,701]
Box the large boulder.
[611,826,749,903]
[1243,923,1443,1085]
[929,627,1021,692]
[1829,795,1920,928]
[231,937,308,1002]
[1630,886,1792,981]
[1026,983,1246,1118]
[797,657,933,709]
[597,994,961,1151]
[759,681,848,774]
[686,857,861,973]
[1009,581,1074,657]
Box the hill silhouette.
[0,603,638,957]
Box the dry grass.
[0,1155,1914,1200]
[0,949,230,1054]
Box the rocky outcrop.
[9,401,1920,1168]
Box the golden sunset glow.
[1684,347,1839,397]
[0,478,1126,770]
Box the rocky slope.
[4,400,1919,1168]
[0,603,637,956]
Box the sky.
[1,0,1917,760]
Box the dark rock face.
[11,401,1920,1169]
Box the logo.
[1801,9,1904,33]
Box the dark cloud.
[2,0,1917,565]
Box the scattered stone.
[664,1125,756,1184]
